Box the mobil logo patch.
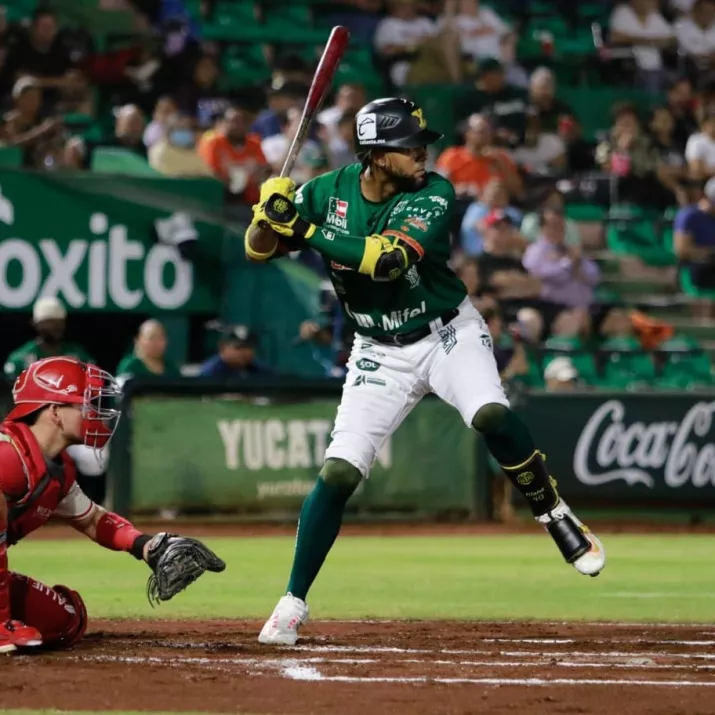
[326,198,349,229]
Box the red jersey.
[0,422,93,546]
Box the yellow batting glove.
[358,235,409,281]
[256,193,316,241]
[259,177,296,204]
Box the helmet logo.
[411,109,427,129]
[37,373,63,390]
[357,113,377,140]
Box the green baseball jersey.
[295,164,466,338]
[116,354,182,381]
[4,340,94,383]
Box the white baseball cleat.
[258,593,309,645]
[537,499,605,577]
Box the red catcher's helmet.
[6,356,122,450]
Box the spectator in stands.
[318,83,366,143]
[326,111,357,169]
[298,282,351,378]
[4,298,93,384]
[459,178,523,256]
[438,0,512,63]
[523,208,600,310]
[373,0,464,86]
[520,188,582,246]
[457,58,528,148]
[116,319,181,385]
[271,54,313,89]
[609,0,675,93]
[143,95,179,149]
[61,136,86,170]
[174,53,229,130]
[685,110,715,180]
[527,67,574,134]
[558,116,597,173]
[648,104,688,202]
[323,0,383,45]
[0,77,62,168]
[511,112,566,173]
[673,176,715,309]
[199,326,272,378]
[666,76,698,151]
[252,81,307,140]
[596,102,676,207]
[544,356,579,392]
[0,8,89,112]
[674,0,715,71]
[108,104,147,158]
[499,30,529,89]
[261,107,328,185]
[148,112,212,177]
[198,106,269,206]
[436,113,522,199]
[477,210,541,299]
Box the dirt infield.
[3,619,715,715]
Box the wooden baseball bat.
[280,26,350,178]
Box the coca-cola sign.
[574,400,715,489]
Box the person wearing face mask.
[148,113,212,178]
[4,298,93,386]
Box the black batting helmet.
[353,97,442,160]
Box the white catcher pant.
[324,298,509,476]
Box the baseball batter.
[0,356,224,653]
[246,98,605,646]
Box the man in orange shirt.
[198,107,270,205]
[436,113,522,200]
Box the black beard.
[387,169,425,193]
[37,329,64,346]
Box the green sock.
[473,406,558,517]
[287,477,353,601]
[475,407,535,464]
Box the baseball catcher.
[245,97,605,646]
[0,356,225,653]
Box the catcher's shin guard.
[9,574,87,650]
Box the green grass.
[10,534,715,623]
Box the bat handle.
[279,113,310,179]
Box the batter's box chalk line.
[72,654,715,687]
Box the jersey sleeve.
[294,177,324,226]
[381,177,456,259]
[54,481,94,521]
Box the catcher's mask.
[7,356,122,460]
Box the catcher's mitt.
[145,532,225,607]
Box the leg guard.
[10,573,88,650]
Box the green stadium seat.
[656,336,714,389]
[222,44,271,86]
[565,203,606,222]
[597,337,656,389]
[0,146,23,168]
[91,148,159,176]
[605,206,676,266]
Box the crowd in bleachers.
[0,0,714,391]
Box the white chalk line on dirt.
[279,665,715,687]
[295,644,715,660]
[75,653,715,680]
[481,638,715,647]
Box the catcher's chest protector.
[0,422,76,545]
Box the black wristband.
[130,534,152,561]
